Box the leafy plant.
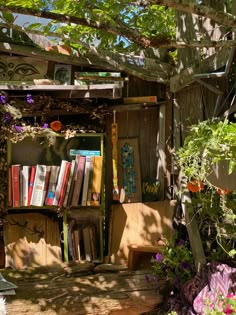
[205,294,236,315]
[147,237,196,292]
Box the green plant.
[147,237,196,291]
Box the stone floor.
[1,262,163,315]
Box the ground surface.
[1,262,163,315]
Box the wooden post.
[181,190,206,271]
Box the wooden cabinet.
[6,132,105,268]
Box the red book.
[42,166,51,205]
[71,155,86,207]
[27,166,36,206]
[8,167,12,207]
[11,165,20,207]
[58,162,71,207]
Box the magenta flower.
[42,123,49,128]
[224,304,234,314]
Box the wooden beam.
[111,101,166,112]
[195,79,224,95]
[170,48,231,93]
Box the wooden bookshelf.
[6,132,105,267]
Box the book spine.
[8,167,12,207]
[86,156,94,206]
[30,165,47,206]
[42,166,51,205]
[28,165,36,206]
[45,165,60,206]
[12,165,20,207]
[90,156,103,206]
[52,160,68,206]
[58,162,71,207]
[71,155,86,207]
[81,156,92,206]
[70,149,100,157]
[21,166,30,207]
[63,160,76,207]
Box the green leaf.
[1,11,14,23]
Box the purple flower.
[4,112,11,123]
[42,123,49,128]
[26,94,33,104]
[181,261,191,269]
[0,95,6,103]
[177,239,186,246]
[15,125,23,133]
[145,274,151,283]
[155,253,163,262]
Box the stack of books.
[8,150,103,208]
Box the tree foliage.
[0,0,235,55]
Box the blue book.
[69,149,100,156]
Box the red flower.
[187,180,204,193]
[224,304,234,314]
[217,188,231,195]
[50,120,62,132]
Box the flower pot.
[207,160,236,191]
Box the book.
[86,156,95,206]
[82,226,92,261]
[53,160,68,206]
[63,159,76,207]
[21,165,30,207]
[71,155,86,207]
[45,165,60,206]
[30,164,48,206]
[69,149,100,157]
[27,165,36,206]
[42,166,51,204]
[73,229,81,261]
[58,162,71,207]
[90,156,103,206]
[81,156,92,206]
[11,165,21,207]
[8,167,12,207]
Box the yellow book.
[90,156,103,206]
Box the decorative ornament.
[50,120,62,132]
[121,143,136,201]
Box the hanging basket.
[207,160,236,191]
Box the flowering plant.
[147,237,196,291]
[205,294,236,314]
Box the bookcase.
[6,132,105,266]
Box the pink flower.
[224,304,234,314]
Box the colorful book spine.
[28,165,36,206]
[81,156,92,206]
[30,165,48,206]
[11,165,21,207]
[8,167,12,207]
[86,156,94,206]
[21,165,30,207]
[71,155,86,207]
[63,159,76,207]
[53,160,68,206]
[90,156,103,206]
[45,165,60,206]
[42,166,51,204]
[69,149,100,157]
[58,162,71,207]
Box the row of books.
[8,153,103,208]
[68,224,99,262]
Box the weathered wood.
[170,48,231,92]
[156,103,165,200]
[181,191,206,271]
[123,96,157,104]
[109,201,175,265]
[111,102,166,112]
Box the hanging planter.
[177,119,236,191]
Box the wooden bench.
[127,244,164,271]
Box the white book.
[63,159,76,207]
[81,156,92,206]
[52,160,68,206]
[21,166,30,206]
[30,165,47,206]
